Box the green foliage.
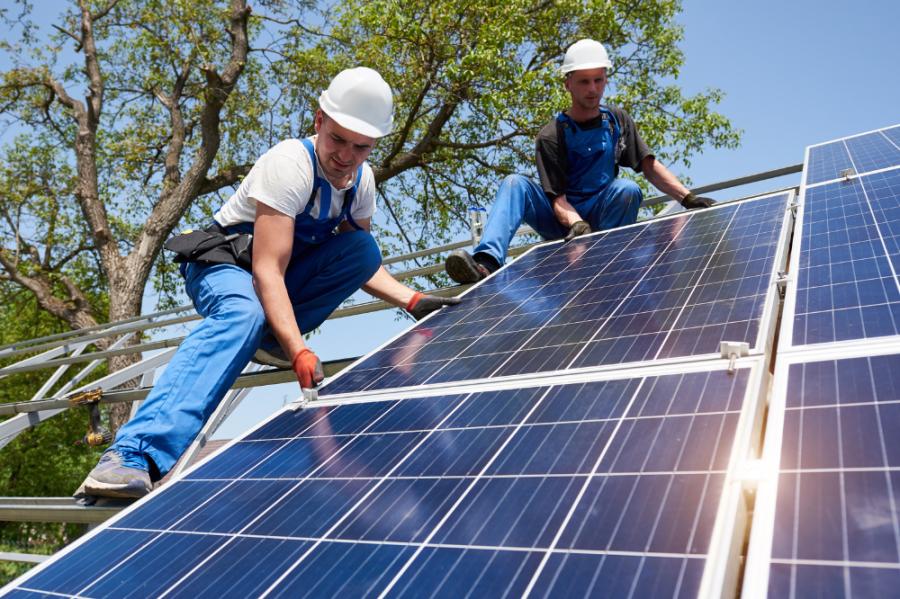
[0,283,104,585]
[275,0,740,260]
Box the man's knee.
[215,294,266,336]
[497,174,533,200]
[615,179,643,205]
[340,229,382,280]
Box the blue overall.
[475,108,642,265]
[111,139,382,478]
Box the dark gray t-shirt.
[535,106,653,200]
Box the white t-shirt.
[214,137,376,227]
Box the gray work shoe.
[445,250,491,284]
[252,346,291,368]
[81,450,152,499]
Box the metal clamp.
[775,271,790,299]
[720,341,750,374]
[289,387,318,412]
[468,207,487,245]
[839,168,855,182]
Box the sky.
[215,0,900,437]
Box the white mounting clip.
[839,168,855,182]
[289,387,318,412]
[720,341,750,374]
[775,271,790,299]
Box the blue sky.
[217,0,900,436]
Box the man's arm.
[640,156,715,209]
[551,194,582,228]
[253,203,306,357]
[253,203,322,387]
[339,218,461,319]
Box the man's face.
[314,110,376,184]
[564,67,608,112]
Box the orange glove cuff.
[406,291,424,312]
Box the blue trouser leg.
[259,229,383,349]
[582,177,643,231]
[474,174,568,265]
[112,262,266,477]
[112,231,380,478]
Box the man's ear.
[313,109,324,133]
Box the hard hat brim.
[561,61,613,74]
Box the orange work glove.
[292,348,324,389]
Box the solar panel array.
[744,124,900,598]
[2,188,792,598]
[10,123,900,598]
[324,194,789,397]
[5,365,762,598]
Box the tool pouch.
[164,223,253,270]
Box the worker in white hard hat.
[446,39,715,283]
[78,67,460,500]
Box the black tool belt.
[163,223,253,271]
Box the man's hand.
[292,348,324,389]
[681,193,716,210]
[406,292,461,320]
[564,220,592,242]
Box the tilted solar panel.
[804,125,900,186]
[787,127,900,348]
[743,348,900,598]
[4,361,765,598]
[323,193,790,397]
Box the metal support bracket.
[839,168,855,182]
[775,271,790,299]
[289,388,318,412]
[468,207,487,245]
[720,341,750,374]
[788,201,799,216]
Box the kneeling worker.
[80,67,459,499]
[446,39,715,284]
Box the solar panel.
[4,360,765,598]
[323,192,790,397]
[743,347,900,598]
[787,135,900,348]
[805,126,900,186]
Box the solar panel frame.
[781,124,900,351]
[742,339,900,598]
[1,357,770,599]
[803,124,900,187]
[316,192,794,402]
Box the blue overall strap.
[342,165,365,231]
[599,106,621,175]
[300,138,329,219]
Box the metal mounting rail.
[0,357,358,417]
[0,497,119,524]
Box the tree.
[0,0,739,429]
[0,281,105,584]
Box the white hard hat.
[561,39,612,74]
[318,67,393,138]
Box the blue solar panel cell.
[766,352,900,597]
[7,365,756,597]
[806,140,853,185]
[532,553,704,598]
[324,194,786,395]
[792,173,900,345]
[884,125,900,149]
[845,130,900,175]
[769,563,900,599]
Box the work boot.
[445,250,496,284]
[80,450,152,499]
[252,345,291,368]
